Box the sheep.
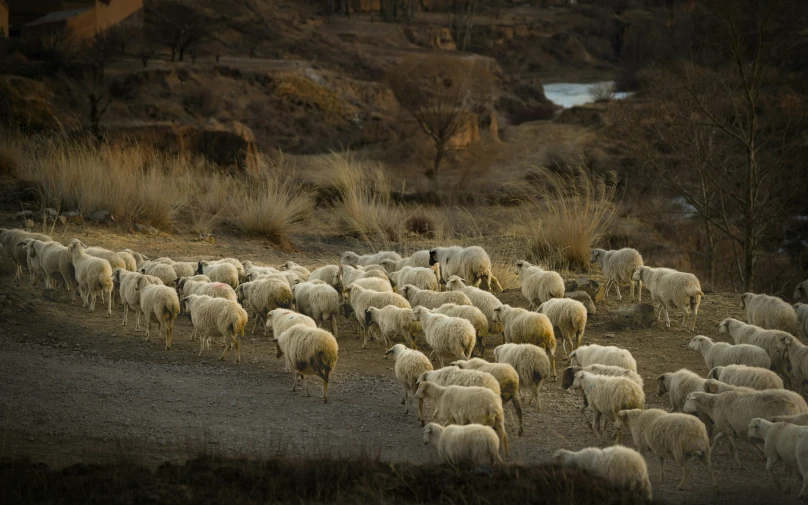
[345,284,410,348]
[197,261,239,289]
[445,276,504,340]
[388,266,440,292]
[656,369,708,412]
[416,366,502,427]
[279,261,310,280]
[139,284,180,349]
[140,262,178,287]
[536,297,587,357]
[741,292,800,335]
[292,281,340,338]
[772,413,808,426]
[702,379,755,394]
[569,344,637,373]
[414,381,508,457]
[341,250,401,267]
[708,364,784,391]
[18,238,52,288]
[683,389,808,467]
[552,446,652,502]
[366,306,419,349]
[180,294,248,363]
[493,343,551,412]
[28,239,77,299]
[400,284,471,310]
[176,278,237,302]
[451,358,523,436]
[121,248,149,269]
[379,250,431,272]
[423,423,503,465]
[115,250,138,272]
[308,265,339,286]
[492,304,557,379]
[514,260,564,308]
[785,338,808,394]
[616,409,715,489]
[274,324,338,403]
[718,317,793,384]
[687,335,771,370]
[165,261,198,279]
[434,303,489,357]
[335,264,389,292]
[266,308,317,339]
[563,364,644,390]
[430,246,501,293]
[570,371,645,442]
[0,228,51,284]
[66,238,113,316]
[589,248,644,302]
[796,280,808,301]
[748,418,808,492]
[385,344,433,419]
[797,303,808,339]
[207,258,246,282]
[113,269,162,329]
[631,265,703,331]
[412,306,475,367]
[235,277,293,334]
[84,247,127,271]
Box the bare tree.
[149,2,210,62]
[388,55,495,188]
[450,0,479,51]
[78,28,128,141]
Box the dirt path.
[0,234,801,504]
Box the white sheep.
[796,280,808,301]
[176,278,237,302]
[414,381,508,457]
[197,260,239,288]
[687,335,771,370]
[718,317,793,384]
[632,265,703,331]
[341,250,401,267]
[740,292,800,335]
[708,365,784,391]
[121,248,149,269]
[430,246,501,293]
[292,281,340,338]
[563,364,644,391]
[139,284,180,349]
[571,371,645,442]
[335,264,389,292]
[416,366,502,427]
[388,266,440,292]
[33,240,77,299]
[379,250,431,272]
[451,358,524,437]
[589,248,644,301]
[385,344,433,420]
[140,262,178,287]
[552,446,652,501]
[166,261,198,279]
[683,389,808,467]
[616,408,715,489]
[748,418,808,492]
[235,278,293,334]
[112,269,162,329]
[702,378,755,394]
[84,247,127,271]
[493,343,552,412]
[0,228,51,284]
[266,309,317,373]
[207,258,246,281]
[19,238,50,288]
[115,250,138,272]
[366,306,419,349]
[180,294,248,363]
[308,265,339,286]
[274,324,339,403]
[66,238,113,317]
[569,344,637,373]
[796,303,808,339]
[444,276,504,340]
[514,260,564,309]
[400,284,472,310]
[492,304,557,379]
[656,369,708,413]
[345,284,410,348]
[279,261,310,280]
[786,338,808,395]
[423,423,504,465]
[412,306,475,367]
[536,297,587,357]
[434,303,488,357]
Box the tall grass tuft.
[325,152,404,245]
[518,158,617,271]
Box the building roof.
[24,6,91,27]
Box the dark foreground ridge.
[0,454,649,505]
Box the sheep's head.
[588,249,601,264]
[235,285,245,304]
[180,296,194,319]
[561,366,580,390]
[568,350,580,367]
[688,335,709,352]
[423,422,442,445]
[412,306,429,321]
[656,374,669,397]
[514,260,531,275]
[279,261,294,271]
[740,292,753,309]
[571,371,586,390]
[414,380,430,399]
[615,409,639,431]
[444,276,466,291]
[707,367,721,380]
[717,318,732,334]
[682,392,705,415]
[379,259,396,272]
[794,284,805,301]
[66,238,83,255]
[704,379,723,394]
[364,308,376,327]
[197,261,207,275]
[340,251,359,266]
[631,266,645,282]
[491,305,503,323]
[385,344,406,359]
[428,249,439,266]
[552,449,572,464]
[747,418,765,441]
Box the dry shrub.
[518,157,617,271]
[325,152,404,244]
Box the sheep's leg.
[106,288,112,318]
[252,317,259,335]
[690,301,700,332]
[550,355,557,381]
[418,398,425,425]
[629,280,635,302]
[591,411,602,441]
[165,320,173,350]
[402,388,408,411]
[233,338,240,364]
[122,305,128,327]
[766,457,782,490]
[658,456,666,485]
[291,371,299,392]
[331,314,338,339]
[302,375,311,397]
[144,317,151,341]
[728,435,742,468]
[511,394,523,437]
[663,303,672,328]
[361,324,370,349]
[534,387,542,413]
[614,283,622,300]
[135,311,141,331]
[198,334,206,357]
[703,449,717,488]
[800,473,808,498]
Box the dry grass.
[517,157,617,271]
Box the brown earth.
[0,221,801,505]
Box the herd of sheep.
[4,226,808,502]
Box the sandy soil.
[0,225,801,505]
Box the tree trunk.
[743,148,755,291]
